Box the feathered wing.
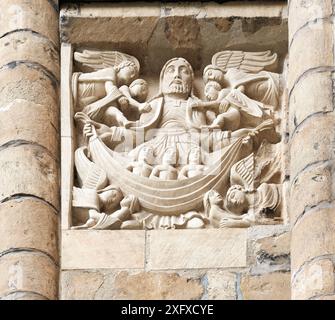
[74,49,140,72]
[230,153,256,191]
[212,50,278,73]
[75,146,108,190]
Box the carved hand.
[219,99,230,113]
[118,96,129,110]
[139,102,152,113]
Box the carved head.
[203,65,225,86]
[120,194,140,213]
[129,79,149,102]
[160,58,194,98]
[162,146,178,165]
[137,145,154,164]
[203,190,223,216]
[98,186,123,213]
[188,146,202,164]
[225,185,248,215]
[204,81,222,101]
[116,61,139,86]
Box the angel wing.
[74,146,108,190]
[74,49,140,72]
[212,50,277,73]
[230,153,255,191]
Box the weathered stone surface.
[147,229,247,270]
[0,252,58,300]
[288,20,333,90]
[288,0,333,41]
[290,114,335,180]
[0,0,59,46]
[0,31,59,79]
[289,70,334,133]
[291,207,335,273]
[0,144,59,210]
[1,291,48,300]
[290,162,334,225]
[62,230,145,269]
[0,99,59,158]
[312,294,335,300]
[292,259,335,300]
[61,270,203,300]
[240,272,291,300]
[0,199,58,260]
[0,64,58,108]
[206,271,236,300]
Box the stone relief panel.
[68,48,283,230]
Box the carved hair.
[205,80,222,91]
[129,78,148,88]
[203,64,225,85]
[115,60,138,74]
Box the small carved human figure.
[127,145,154,177]
[178,147,207,179]
[150,147,178,180]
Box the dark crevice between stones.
[47,0,59,13]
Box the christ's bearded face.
[161,59,193,96]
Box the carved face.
[204,82,221,101]
[99,188,123,212]
[129,79,148,102]
[208,190,223,206]
[118,65,137,86]
[189,147,201,164]
[138,146,154,163]
[226,187,247,215]
[161,58,192,96]
[162,147,178,165]
[203,66,225,85]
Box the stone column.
[288,0,335,300]
[0,0,59,300]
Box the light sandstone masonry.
[0,0,59,300]
[288,0,335,300]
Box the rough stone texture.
[62,230,145,269]
[288,20,333,91]
[240,272,291,300]
[289,114,335,181]
[61,270,204,300]
[0,144,59,210]
[292,259,335,300]
[289,70,334,134]
[0,252,58,300]
[0,291,48,300]
[147,229,247,270]
[0,99,59,159]
[206,271,236,300]
[290,162,334,225]
[291,207,335,273]
[0,31,59,79]
[0,0,59,46]
[0,199,58,260]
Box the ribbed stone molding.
[288,0,335,300]
[0,0,59,300]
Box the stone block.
[0,31,59,79]
[289,114,335,180]
[290,162,334,225]
[0,0,59,46]
[0,252,58,300]
[147,229,247,270]
[291,207,335,273]
[240,272,291,300]
[289,70,334,133]
[61,230,145,269]
[288,20,333,91]
[0,199,58,261]
[206,270,236,300]
[292,259,335,300]
[0,99,59,159]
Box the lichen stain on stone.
[242,17,283,34]
[211,17,234,33]
[164,17,200,48]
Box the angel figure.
[72,50,151,128]
[126,145,155,178]
[178,146,207,179]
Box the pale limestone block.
[0,64,58,108]
[0,0,59,46]
[291,207,335,272]
[0,144,59,210]
[147,229,247,270]
[290,162,333,225]
[0,99,58,159]
[289,0,333,41]
[1,291,48,300]
[289,71,334,133]
[0,199,58,261]
[312,294,335,300]
[62,230,145,269]
[0,252,58,300]
[289,114,335,180]
[240,272,291,300]
[0,31,59,79]
[206,271,236,300]
[288,20,333,90]
[292,259,335,300]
